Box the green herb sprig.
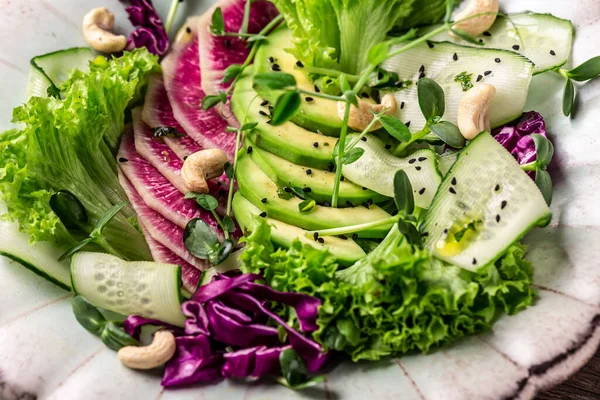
[554,56,600,116]
[519,134,554,205]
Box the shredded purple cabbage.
[493,111,548,167]
[123,315,182,340]
[127,273,328,388]
[123,0,169,56]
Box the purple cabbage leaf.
[123,0,169,56]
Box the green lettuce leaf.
[240,220,535,361]
[0,49,158,260]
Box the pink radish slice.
[142,74,201,160]
[119,171,208,270]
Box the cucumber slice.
[71,252,185,326]
[382,41,534,134]
[341,134,442,209]
[425,13,574,75]
[422,132,551,271]
[26,47,95,98]
[438,150,459,176]
[0,217,71,291]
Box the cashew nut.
[337,94,397,131]
[82,8,127,53]
[451,0,499,38]
[457,83,496,140]
[181,149,228,193]
[117,330,176,370]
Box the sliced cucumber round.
[71,252,185,326]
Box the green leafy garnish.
[271,91,302,125]
[380,115,411,142]
[454,71,474,92]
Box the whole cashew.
[457,83,496,140]
[117,330,176,370]
[338,94,397,132]
[181,149,228,194]
[451,0,499,37]
[82,8,127,53]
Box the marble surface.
[0,0,599,399]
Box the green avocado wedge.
[233,193,366,265]
[254,27,342,135]
[231,74,337,169]
[236,151,393,238]
[246,137,387,205]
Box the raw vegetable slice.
[118,129,209,230]
[26,47,94,98]
[162,25,236,159]
[425,12,574,75]
[197,0,279,95]
[340,134,442,209]
[142,225,201,293]
[438,150,459,176]
[422,132,551,270]
[133,107,187,193]
[71,251,186,326]
[119,171,208,270]
[382,41,534,134]
[142,75,201,159]
[0,200,71,290]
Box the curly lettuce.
[240,220,535,361]
[0,49,159,260]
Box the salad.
[1,0,599,391]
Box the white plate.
[1,1,599,399]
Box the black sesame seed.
[259,110,269,117]
[406,121,411,128]
[183,156,188,161]
[419,188,426,195]
[550,49,556,56]
[362,187,368,190]
[427,41,434,48]
[443,229,449,234]
[496,214,501,223]
[352,233,359,240]
[495,58,501,63]
[501,200,507,209]
[478,39,484,44]
[260,100,269,106]
[318,237,325,244]
[346,200,353,207]
[453,53,458,61]
[419,65,425,73]
[118,157,129,163]
[418,157,427,162]
[305,97,314,102]
[378,71,384,80]
[367,199,373,206]
[472,258,477,265]
[340,176,345,182]
[362,202,370,209]
[266,120,273,125]
[268,105,274,112]
[302,187,312,192]
[361,92,369,98]
[323,201,331,207]
[324,143,330,146]
[419,72,425,79]
[483,31,492,37]
[476,75,483,82]
[314,85,320,93]
[313,142,319,148]
[313,232,319,241]
[416,166,422,171]
[512,44,520,51]
[422,232,429,237]
[400,101,405,110]
[361,137,367,142]
[451,177,457,185]
[484,70,492,76]
[186,27,192,34]
[409,159,416,164]
[268,57,275,63]
[385,144,392,150]
[225,40,231,48]
[271,64,281,71]
[283,187,292,193]
[328,163,335,172]
[259,212,267,218]
[339,235,348,240]
[261,198,267,204]
[247,146,253,154]
[495,184,500,191]
[449,187,457,194]
[306,169,312,175]
[219,189,226,196]
[296,60,304,67]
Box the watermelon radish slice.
[118,171,208,270]
[141,224,201,293]
[118,128,222,233]
[197,0,279,95]
[142,75,201,160]
[161,28,237,159]
[132,107,187,193]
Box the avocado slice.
[254,28,342,136]
[233,193,366,265]
[246,137,387,205]
[232,74,337,169]
[236,151,393,238]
